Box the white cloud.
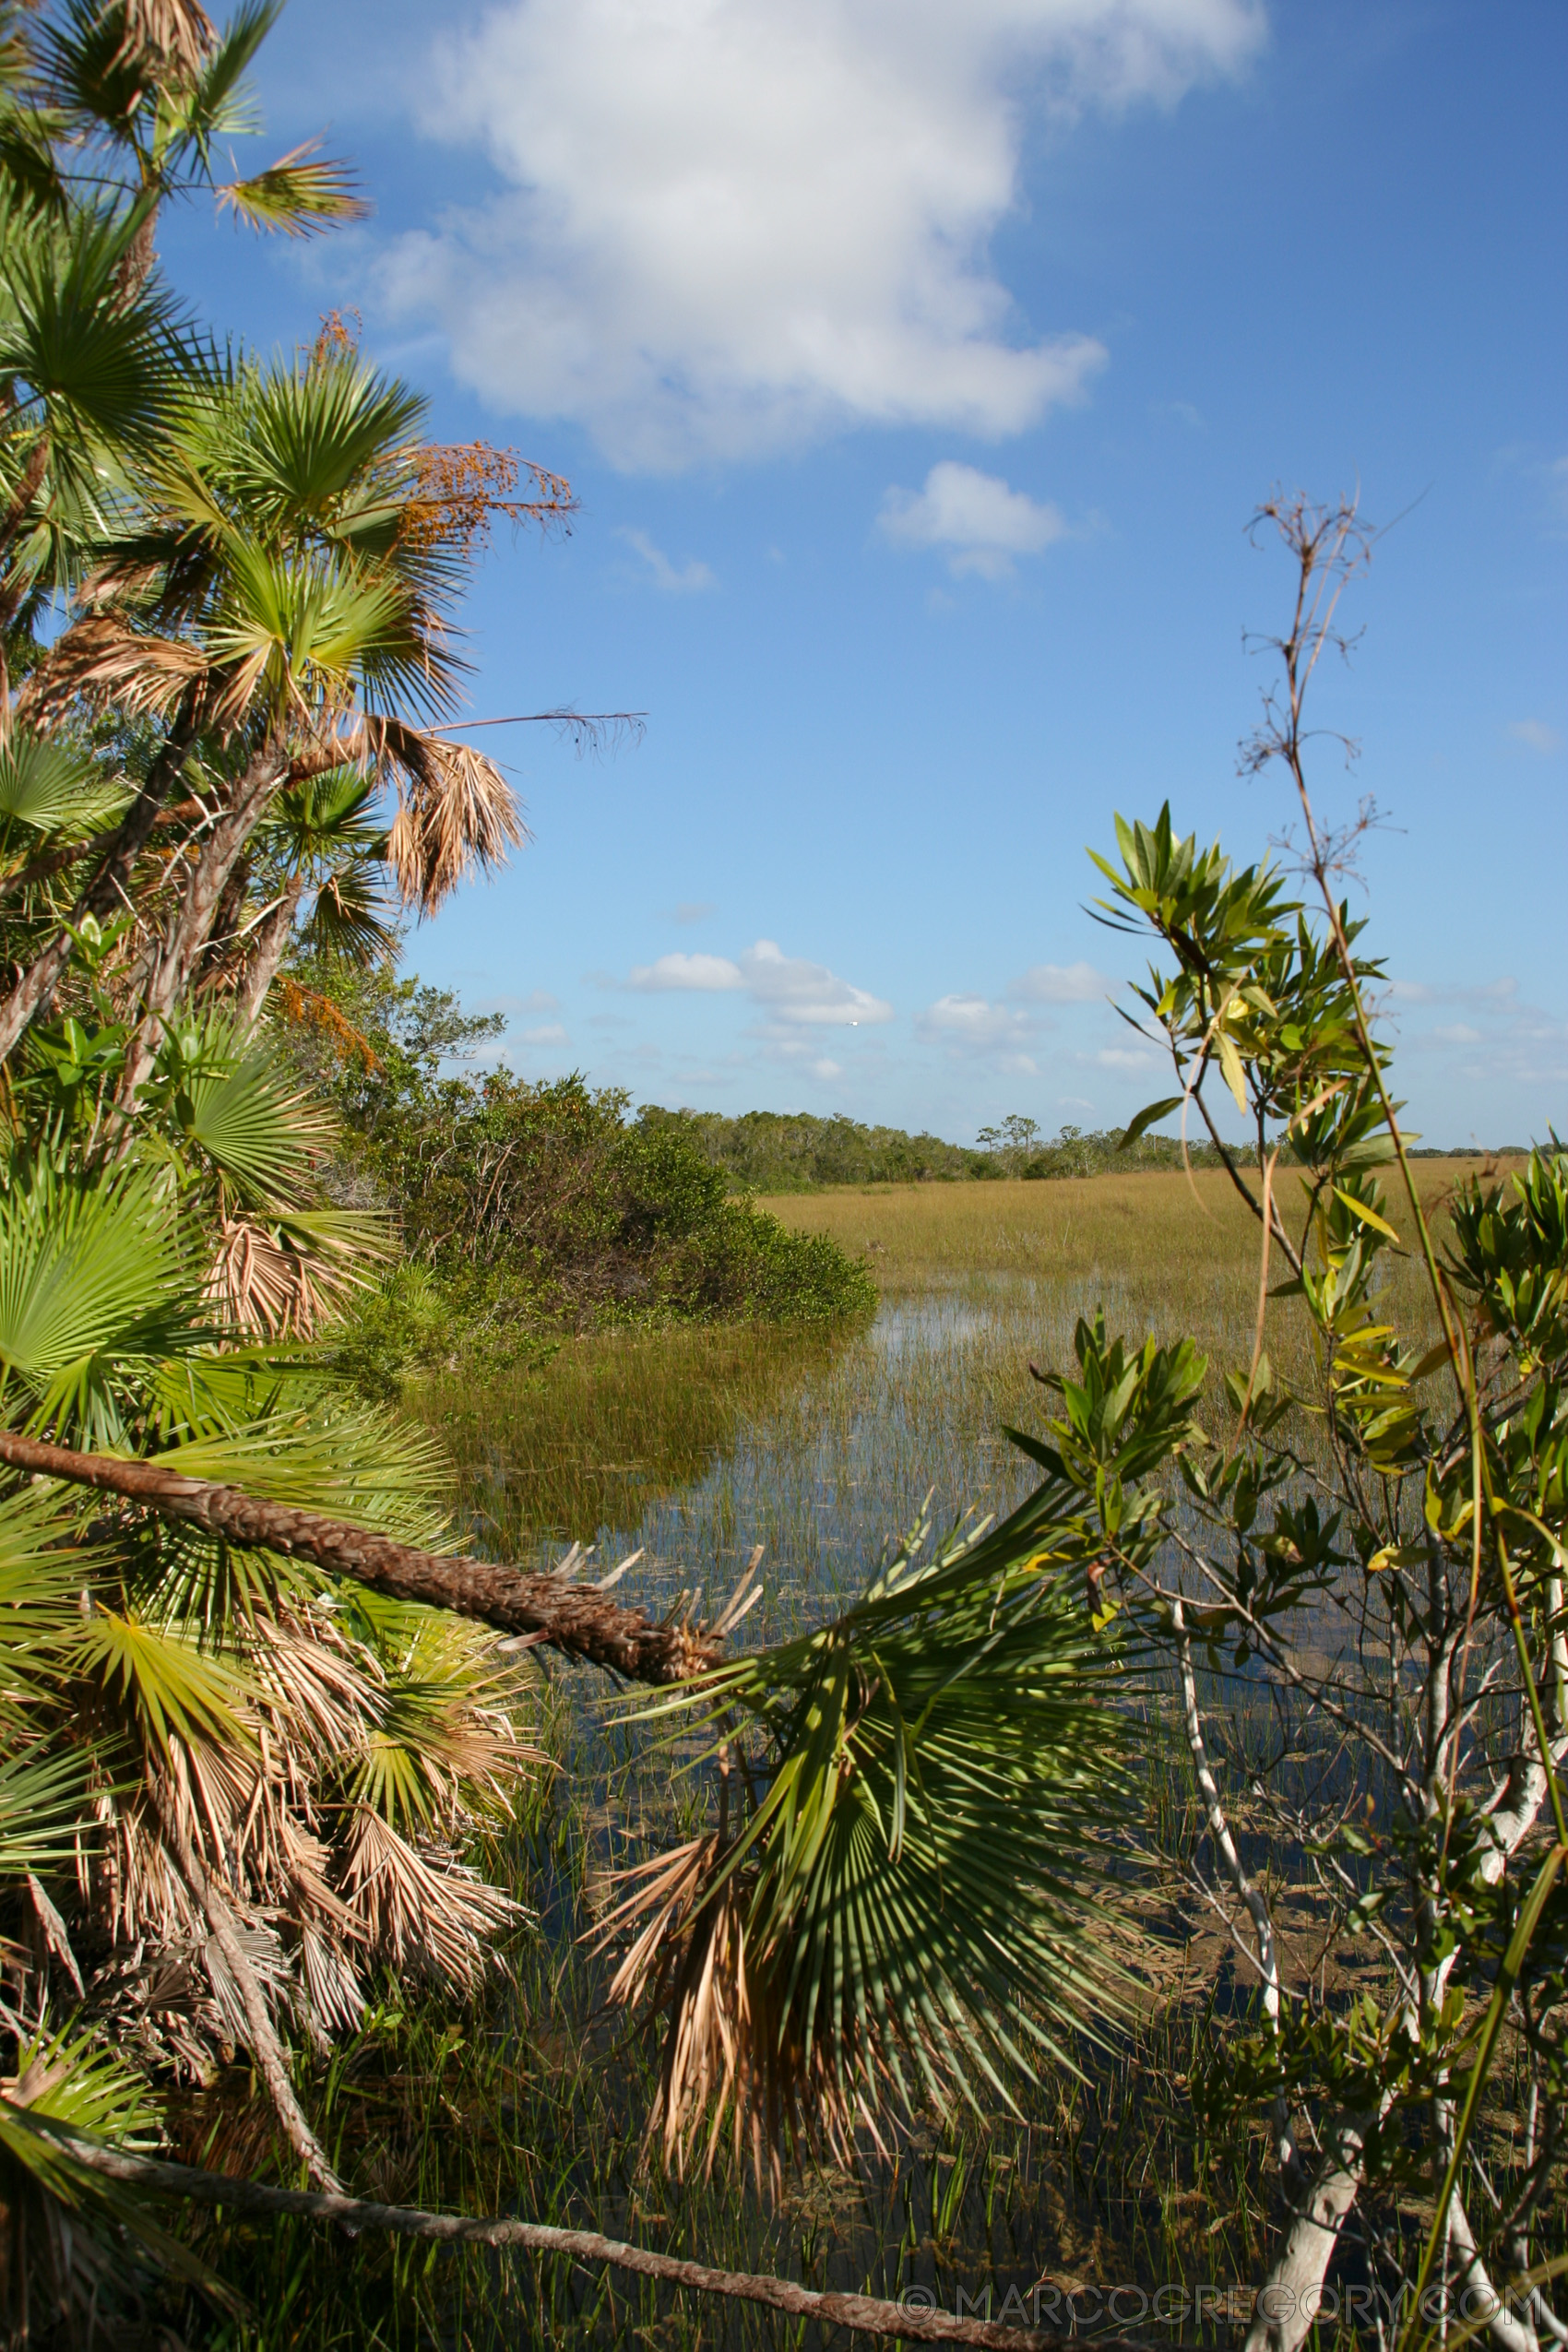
[879,461,1067,577]
[1389,977,1517,1008]
[628,938,891,1026]
[915,992,1039,1051]
[629,951,745,992]
[487,986,560,1015]
[1509,719,1562,754]
[741,940,892,1027]
[1090,1044,1158,1071]
[1007,958,1106,1003]
[520,1020,569,1045]
[620,528,716,591]
[668,900,717,924]
[385,0,1265,469]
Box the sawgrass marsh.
[185,1161,1522,2346]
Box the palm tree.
[0,8,1133,2333]
[208,765,397,1028]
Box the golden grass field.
[424,1159,1518,1609]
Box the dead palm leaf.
[373,718,527,909]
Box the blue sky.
[166,0,1564,1146]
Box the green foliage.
[612,1493,1136,2168]
[640,1101,1228,1190]
[287,968,877,1373]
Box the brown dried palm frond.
[369,714,527,910]
[19,612,208,724]
[205,1214,359,1339]
[594,1836,879,2188]
[335,1805,521,1988]
[246,1616,376,1778]
[112,0,219,77]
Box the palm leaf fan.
[598,1485,1142,2180]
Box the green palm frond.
[602,1487,1141,2173]
[216,137,367,237]
[0,2025,232,2326]
[192,345,425,545]
[0,1154,201,1444]
[0,1480,100,1705]
[339,1586,541,1834]
[0,188,192,552]
[0,729,127,846]
[0,1746,89,1875]
[143,1008,335,1208]
[301,861,398,967]
[69,1603,251,1761]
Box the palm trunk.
[0,711,199,1068]
[0,1430,725,1685]
[234,874,306,1030]
[115,741,291,1104]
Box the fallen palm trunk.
[0,1430,726,1684]
[46,2130,1177,2352]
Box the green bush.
[284,969,875,1374]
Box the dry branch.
[0,1431,720,1684]
[43,2132,1185,2352]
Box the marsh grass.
[185,1162,1520,2346]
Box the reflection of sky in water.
[482,1277,1216,1650]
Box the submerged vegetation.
[0,8,1559,2352]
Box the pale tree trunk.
[233,874,306,1031]
[1238,1740,1564,2352]
[114,741,291,1104]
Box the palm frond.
[336,1803,521,1988]
[0,1745,89,1877]
[599,1495,1140,2175]
[205,1212,364,1339]
[0,2025,232,2328]
[374,719,527,909]
[0,1155,199,1445]
[112,0,219,77]
[0,730,128,844]
[19,607,209,722]
[217,138,368,237]
[69,1605,252,1764]
[145,1008,336,1209]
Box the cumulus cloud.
[629,951,744,992]
[620,528,716,591]
[1388,974,1565,1093]
[629,939,892,1027]
[1007,959,1106,1003]
[1509,719,1562,754]
[1389,977,1518,1008]
[667,900,717,925]
[520,1020,569,1045]
[915,992,1039,1051]
[385,0,1265,469]
[879,461,1067,577]
[915,959,1109,1065]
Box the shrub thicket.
[283,968,876,1390]
[646,1103,1228,1188]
